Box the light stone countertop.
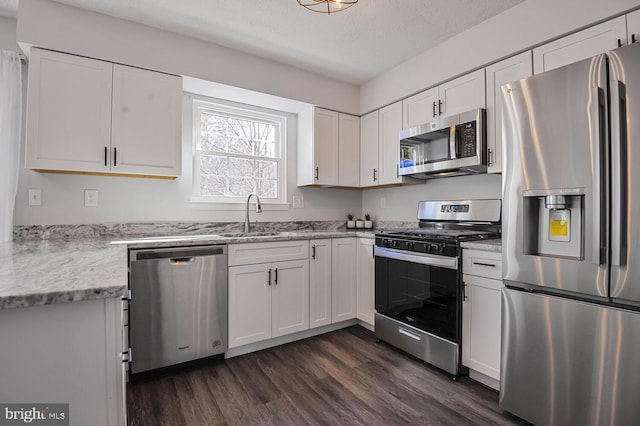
[0,239,128,310]
[460,239,502,253]
[1,230,375,310]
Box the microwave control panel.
[457,121,477,158]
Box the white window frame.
[190,97,287,205]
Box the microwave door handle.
[610,80,627,267]
[449,125,457,159]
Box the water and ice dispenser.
[522,190,584,259]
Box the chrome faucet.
[244,193,262,233]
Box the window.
[192,98,286,204]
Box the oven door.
[374,246,460,342]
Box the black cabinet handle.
[113,147,117,167]
[438,100,443,116]
[373,168,377,182]
[462,282,468,302]
[618,38,623,48]
[432,101,437,117]
[473,261,496,268]
[315,166,319,180]
[274,268,278,285]
[633,34,637,44]
[104,146,108,167]
[312,244,316,260]
[488,148,493,166]
[268,268,272,286]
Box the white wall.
[361,0,640,113]
[0,15,19,52]
[363,174,502,222]
[16,0,360,115]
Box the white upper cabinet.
[402,87,438,129]
[533,16,627,74]
[110,65,182,176]
[378,101,403,185]
[360,110,379,187]
[338,113,360,187]
[485,51,532,174]
[313,108,339,186]
[438,69,486,117]
[25,48,182,177]
[402,69,485,129]
[26,49,113,173]
[627,9,640,44]
[298,107,359,187]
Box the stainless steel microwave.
[398,108,486,179]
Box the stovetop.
[377,227,499,242]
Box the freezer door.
[609,42,640,307]
[501,54,608,299]
[500,288,640,425]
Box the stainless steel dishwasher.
[128,245,228,375]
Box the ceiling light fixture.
[297,0,358,14]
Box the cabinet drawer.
[229,240,308,266]
[462,249,502,279]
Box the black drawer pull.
[473,261,496,268]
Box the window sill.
[189,199,291,211]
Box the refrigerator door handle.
[610,80,628,266]
[590,86,607,266]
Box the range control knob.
[407,241,416,250]
[391,240,399,248]
[438,244,446,254]
[383,239,391,247]
[427,243,438,254]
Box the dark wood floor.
[127,326,528,425]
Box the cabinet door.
[271,259,309,338]
[485,52,532,174]
[402,87,439,129]
[462,274,503,382]
[338,113,360,187]
[309,239,332,329]
[628,9,640,44]
[111,65,182,177]
[228,264,272,348]
[313,108,339,185]
[331,238,357,322]
[360,110,379,187]
[438,69,486,117]
[377,102,403,185]
[26,48,113,172]
[533,16,627,74]
[356,238,375,326]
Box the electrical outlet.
[292,195,304,209]
[380,197,386,209]
[28,189,42,206]
[84,189,98,207]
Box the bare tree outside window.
[192,99,285,203]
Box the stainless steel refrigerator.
[501,41,640,425]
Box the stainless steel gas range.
[374,199,501,378]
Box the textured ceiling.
[0,0,524,84]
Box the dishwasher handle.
[131,245,226,261]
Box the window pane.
[255,179,277,198]
[200,113,228,152]
[229,177,254,196]
[200,175,227,196]
[255,160,277,179]
[199,154,227,175]
[228,157,255,178]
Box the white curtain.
[0,51,23,242]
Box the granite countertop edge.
[1,230,376,310]
[460,239,502,252]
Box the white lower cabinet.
[356,237,375,326]
[228,259,309,348]
[309,239,332,329]
[331,238,357,322]
[461,248,503,390]
[0,298,126,426]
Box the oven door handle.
[374,246,458,270]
